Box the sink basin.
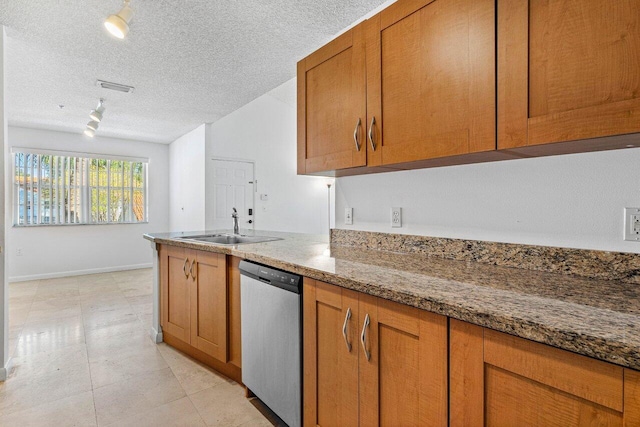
[177,233,282,245]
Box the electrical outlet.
[391,207,402,228]
[345,208,353,225]
[16,247,23,256]
[624,208,640,241]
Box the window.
[13,149,148,226]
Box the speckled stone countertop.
[144,229,640,370]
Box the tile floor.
[1,269,271,426]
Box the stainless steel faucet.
[232,208,239,235]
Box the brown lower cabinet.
[303,278,448,426]
[450,319,640,426]
[159,245,242,382]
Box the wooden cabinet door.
[160,245,191,344]
[450,320,627,426]
[190,250,227,362]
[498,0,640,149]
[303,279,359,427]
[359,294,448,427]
[365,0,495,167]
[297,23,367,174]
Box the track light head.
[89,99,106,122]
[86,120,99,132]
[84,127,96,138]
[104,0,133,39]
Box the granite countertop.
[145,229,640,371]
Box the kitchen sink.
[177,233,282,245]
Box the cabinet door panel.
[367,0,495,166]
[303,279,359,427]
[498,0,640,149]
[298,25,367,174]
[486,365,622,427]
[359,295,448,427]
[160,245,190,344]
[450,320,628,427]
[190,251,227,362]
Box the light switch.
[345,208,353,225]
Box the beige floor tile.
[89,345,168,388]
[93,367,185,426]
[237,415,274,427]
[81,294,131,314]
[0,390,97,427]
[86,327,155,361]
[26,297,82,323]
[137,313,153,328]
[84,317,146,344]
[15,315,85,357]
[82,307,138,331]
[9,343,89,381]
[126,295,153,316]
[158,343,227,395]
[0,364,92,416]
[105,396,205,427]
[189,382,264,427]
[2,270,268,427]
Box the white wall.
[1,26,9,379]
[8,126,170,281]
[169,124,205,232]
[335,142,640,253]
[205,78,333,235]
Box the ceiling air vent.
[96,79,135,93]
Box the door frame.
[211,157,256,231]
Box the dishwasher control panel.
[239,260,301,293]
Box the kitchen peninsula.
[146,229,640,425]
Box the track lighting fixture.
[84,127,96,138]
[89,99,106,122]
[87,120,99,132]
[104,0,133,40]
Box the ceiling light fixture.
[85,119,99,138]
[104,0,133,40]
[89,99,106,122]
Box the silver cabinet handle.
[190,259,196,281]
[368,116,376,151]
[361,313,371,361]
[342,307,352,352]
[183,258,189,278]
[353,118,362,151]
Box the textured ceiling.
[0,0,389,143]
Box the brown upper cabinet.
[498,0,640,149]
[298,0,496,175]
[298,0,640,176]
[366,0,496,167]
[297,24,367,174]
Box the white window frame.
[12,147,149,226]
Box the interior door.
[211,159,254,231]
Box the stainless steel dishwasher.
[240,260,302,427]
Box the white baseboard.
[0,357,13,382]
[9,263,152,282]
[150,327,163,344]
